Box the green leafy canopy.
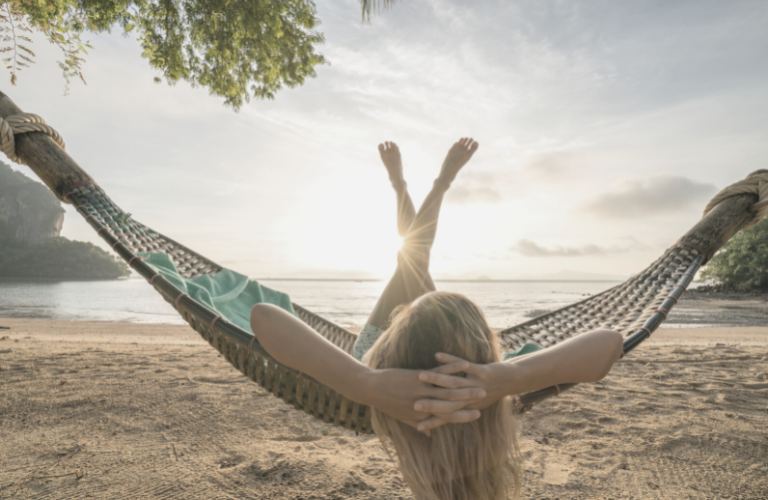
[1,0,327,108]
[701,216,768,291]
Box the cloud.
[525,153,572,178]
[585,175,717,218]
[511,239,607,257]
[510,237,649,257]
[445,185,502,205]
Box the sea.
[0,277,710,330]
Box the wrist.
[494,360,519,397]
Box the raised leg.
[366,138,479,329]
[379,141,416,237]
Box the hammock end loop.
[0,113,65,165]
[702,169,768,230]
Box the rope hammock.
[2,92,767,434]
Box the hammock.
[2,92,767,434]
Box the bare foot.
[378,141,405,190]
[437,137,479,187]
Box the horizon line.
[254,278,627,283]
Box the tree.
[701,217,768,291]
[0,237,131,279]
[1,0,326,108]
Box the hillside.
[0,162,64,244]
[0,162,129,280]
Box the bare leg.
[379,141,416,237]
[366,138,480,329]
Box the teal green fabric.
[503,342,543,360]
[139,252,297,333]
[353,324,386,361]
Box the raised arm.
[249,303,486,431]
[414,329,624,430]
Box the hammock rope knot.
[703,169,768,230]
[0,113,65,165]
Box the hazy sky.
[9,0,768,279]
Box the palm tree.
[360,0,400,21]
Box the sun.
[362,233,404,279]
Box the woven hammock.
[2,92,766,434]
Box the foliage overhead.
[1,0,326,108]
[701,216,768,291]
[0,237,131,279]
[359,0,399,21]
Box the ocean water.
[0,277,622,330]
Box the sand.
[1,318,767,499]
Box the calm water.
[0,277,623,330]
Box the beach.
[1,315,767,499]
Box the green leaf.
[702,216,768,291]
[10,0,327,108]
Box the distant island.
[0,162,129,280]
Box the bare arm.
[414,329,624,430]
[482,328,624,399]
[249,304,485,431]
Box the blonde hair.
[364,292,522,500]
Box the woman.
[251,138,624,498]
[366,290,524,500]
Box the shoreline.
[1,317,768,347]
[1,279,765,332]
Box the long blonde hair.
[364,292,522,500]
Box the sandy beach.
[1,316,767,499]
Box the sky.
[7,0,768,280]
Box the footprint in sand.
[541,453,573,485]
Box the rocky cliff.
[0,162,65,245]
[0,162,129,279]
